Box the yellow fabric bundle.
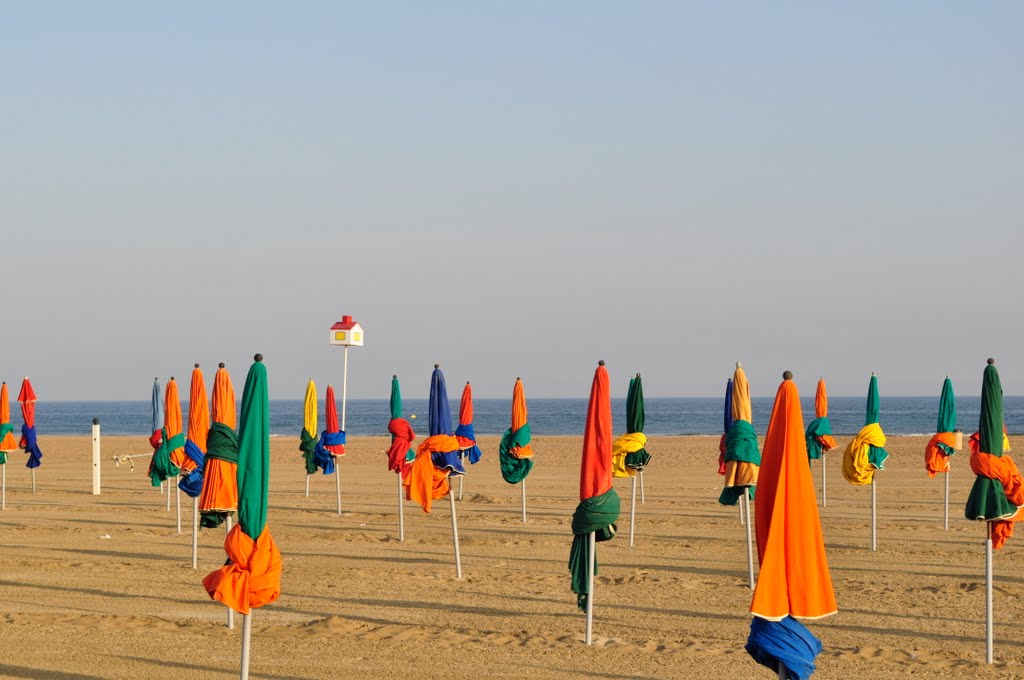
[842,422,886,485]
[611,432,647,478]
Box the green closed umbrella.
[202,354,282,680]
[616,374,650,547]
[387,375,416,541]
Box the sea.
[11,396,1024,437]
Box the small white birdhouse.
[329,315,364,346]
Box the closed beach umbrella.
[746,372,837,678]
[17,378,43,473]
[0,382,17,507]
[386,375,416,541]
[149,379,182,499]
[199,364,239,528]
[300,379,332,482]
[318,384,346,461]
[500,378,534,521]
[0,382,17,460]
[165,378,187,531]
[964,359,1022,663]
[386,375,415,476]
[403,364,464,576]
[841,373,889,551]
[150,378,164,450]
[203,354,282,679]
[179,365,208,498]
[720,364,760,588]
[805,378,838,507]
[612,374,651,546]
[925,377,958,477]
[455,382,483,465]
[570,361,620,645]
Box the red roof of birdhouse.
[330,315,359,331]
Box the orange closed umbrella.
[165,378,185,532]
[746,372,836,678]
[182,365,210,569]
[0,382,17,508]
[199,363,239,529]
[805,378,838,507]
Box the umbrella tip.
[92,417,99,425]
[871,371,876,376]
[516,377,520,381]
[254,353,263,362]
[783,370,793,380]
[598,360,605,366]
[946,374,950,378]
[735,362,741,369]
[392,374,397,379]
[434,363,440,369]
[170,376,174,381]
[466,381,471,385]
[219,362,225,368]
[194,363,200,368]
[988,358,995,365]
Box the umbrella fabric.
[805,379,838,462]
[613,375,651,477]
[150,379,184,487]
[149,378,163,450]
[746,616,823,680]
[751,377,836,620]
[746,376,835,679]
[568,363,620,612]
[718,379,733,475]
[386,376,415,476]
[203,358,282,615]
[314,384,345,473]
[455,383,482,465]
[403,367,461,512]
[17,378,43,469]
[164,379,186,469]
[179,366,209,498]
[0,383,18,464]
[299,379,330,475]
[965,362,1023,548]
[925,377,958,477]
[199,366,239,528]
[841,376,889,485]
[499,378,534,484]
[720,366,760,506]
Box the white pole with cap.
[329,315,364,516]
[91,418,101,495]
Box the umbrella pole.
[448,485,462,578]
[585,531,595,645]
[639,470,645,504]
[31,468,35,494]
[166,480,171,511]
[738,496,745,525]
[226,514,235,630]
[629,476,636,547]
[2,464,5,510]
[744,490,754,590]
[521,478,527,523]
[397,473,405,542]
[459,470,464,501]
[778,660,786,678]
[176,475,182,534]
[870,477,877,551]
[986,522,993,664]
[944,468,950,531]
[338,345,349,517]
[305,474,309,498]
[240,611,252,680]
[821,457,827,507]
[191,497,198,569]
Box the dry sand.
[0,434,1022,679]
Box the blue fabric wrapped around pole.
[454,422,482,464]
[745,616,822,680]
[151,379,163,435]
[178,439,206,497]
[21,425,42,469]
[724,378,734,433]
[313,430,345,475]
[431,450,466,475]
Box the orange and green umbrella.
[746,372,836,678]
[925,377,958,477]
[0,382,17,463]
[499,378,534,484]
[569,361,620,613]
[17,378,43,469]
[720,364,759,505]
[179,365,209,497]
[965,360,1022,548]
[805,379,838,462]
[199,363,239,528]
[203,354,282,614]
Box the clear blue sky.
[2,2,1021,400]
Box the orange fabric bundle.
[969,433,1024,549]
[0,383,17,451]
[751,378,837,621]
[199,458,238,513]
[202,524,282,615]
[924,432,958,478]
[403,434,459,512]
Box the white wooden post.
[91,418,101,495]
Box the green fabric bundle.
[804,417,832,462]
[568,488,620,612]
[149,428,183,487]
[499,424,534,484]
[299,427,318,475]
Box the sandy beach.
[0,434,1021,679]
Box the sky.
[2,2,1022,400]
